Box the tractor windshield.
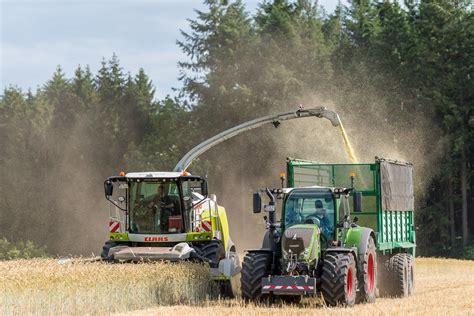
[283,188,335,239]
[129,180,183,234]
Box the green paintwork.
[283,224,321,263]
[109,233,129,242]
[344,226,363,248]
[185,231,213,241]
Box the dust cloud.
[201,89,443,251]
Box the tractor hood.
[281,224,320,262]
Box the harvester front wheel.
[241,252,272,302]
[321,252,358,307]
[100,241,117,262]
[357,236,377,303]
[194,240,225,267]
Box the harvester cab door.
[104,177,128,234]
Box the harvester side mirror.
[253,192,262,213]
[105,182,113,197]
[353,191,362,212]
[201,181,208,196]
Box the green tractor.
[241,157,416,306]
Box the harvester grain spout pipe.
[173,106,341,172]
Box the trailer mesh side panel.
[291,164,375,192]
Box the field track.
[1,257,473,315]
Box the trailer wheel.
[388,253,409,297]
[321,252,357,307]
[357,236,377,303]
[405,253,415,295]
[241,252,272,302]
[100,241,117,262]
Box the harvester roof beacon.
[101,106,342,298]
[241,157,416,307]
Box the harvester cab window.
[129,180,183,234]
[284,189,335,239]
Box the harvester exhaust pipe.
[174,106,341,172]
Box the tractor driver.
[306,200,332,238]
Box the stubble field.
[1,257,473,315]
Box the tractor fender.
[344,226,376,259]
[324,247,358,261]
[261,230,271,249]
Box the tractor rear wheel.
[388,253,409,297]
[357,236,377,303]
[241,252,272,302]
[321,252,358,307]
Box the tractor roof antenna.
[173,106,341,172]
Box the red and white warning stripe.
[109,221,120,233]
[201,220,212,232]
[262,285,314,291]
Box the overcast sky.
[1,0,341,99]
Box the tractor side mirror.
[200,181,208,196]
[253,192,262,213]
[105,181,113,197]
[353,191,362,212]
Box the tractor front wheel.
[321,252,358,307]
[240,252,272,302]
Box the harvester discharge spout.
[173,106,341,172]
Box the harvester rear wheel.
[388,253,409,297]
[240,252,272,302]
[357,236,377,303]
[321,252,357,307]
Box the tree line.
[0,0,472,257]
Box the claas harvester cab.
[102,171,240,297]
[241,157,415,306]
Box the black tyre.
[405,253,415,296]
[388,253,409,297]
[100,241,118,261]
[194,240,225,267]
[241,252,272,302]
[357,236,377,303]
[321,252,358,307]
